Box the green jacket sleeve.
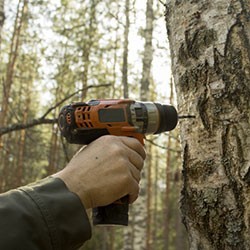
[0,177,92,250]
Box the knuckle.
[120,171,132,185]
[118,157,128,168]
[112,144,126,157]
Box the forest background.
[0,0,188,249]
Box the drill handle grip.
[92,196,129,226]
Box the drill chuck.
[129,102,178,134]
[154,103,178,133]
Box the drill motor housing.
[58,99,178,145]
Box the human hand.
[53,135,146,209]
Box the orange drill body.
[73,99,144,144]
[58,99,178,146]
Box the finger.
[127,149,145,171]
[128,179,140,204]
[129,163,141,183]
[120,136,146,159]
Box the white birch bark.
[165,0,250,249]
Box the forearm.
[0,177,91,250]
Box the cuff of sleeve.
[20,177,92,250]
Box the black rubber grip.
[92,196,129,226]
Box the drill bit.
[178,115,196,119]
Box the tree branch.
[41,83,111,119]
[145,138,182,152]
[0,84,111,136]
[158,0,166,7]
[0,118,57,136]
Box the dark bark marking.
[214,15,250,114]
[180,142,190,229]
[221,124,246,249]
[179,61,213,132]
[179,61,209,92]
[197,90,210,132]
[180,125,247,249]
[187,158,217,182]
[243,168,250,184]
[178,27,217,66]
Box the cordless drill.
[58,99,179,226]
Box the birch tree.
[122,1,134,248]
[136,0,154,249]
[165,0,250,249]
[122,0,130,99]
[140,0,153,101]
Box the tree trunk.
[111,4,120,98]
[140,0,154,101]
[0,0,27,133]
[81,0,97,100]
[146,143,153,250]
[0,0,5,45]
[122,1,134,249]
[152,146,159,249]
[164,79,174,250]
[129,1,155,249]
[165,1,250,249]
[16,83,31,187]
[122,0,130,99]
[48,123,59,175]
[0,0,28,191]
